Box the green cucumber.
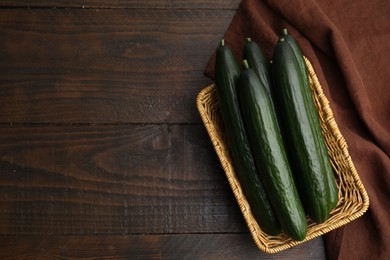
[281,29,338,212]
[242,38,272,98]
[215,39,281,235]
[243,38,282,133]
[272,37,332,223]
[238,60,307,241]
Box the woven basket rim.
[196,57,369,254]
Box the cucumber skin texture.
[238,66,307,241]
[282,30,339,213]
[272,40,331,223]
[243,38,282,126]
[243,39,272,98]
[215,43,281,235]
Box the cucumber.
[215,39,281,235]
[281,29,338,212]
[243,38,282,133]
[242,38,272,98]
[271,37,331,223]
[238,60,307,241]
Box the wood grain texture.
[0,124,246,234]
[0,234,326,259]
[0,0,241,9]
[0,8,234,124]
[0,3,327,258]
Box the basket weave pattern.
[196,57,369,253]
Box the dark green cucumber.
[243,38,282,133]
[272,38,331,223]
[243,38,272,98]
[281,29,338,212]
[215,40,281,235]
[238,60,307,241]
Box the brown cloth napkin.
[204,0,390,259]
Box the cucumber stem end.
[242,60,250,70]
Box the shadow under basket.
[196,57,369,254]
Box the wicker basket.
[196,57,369,254]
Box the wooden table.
[0,1,326,259]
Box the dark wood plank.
[0,8,233,124]
[0,124,247,234]
[0,0,240,9]
[0,234,326,259]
